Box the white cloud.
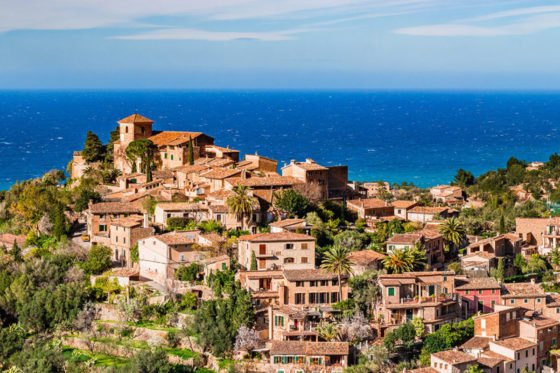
[0,0,431,33]
[112,28,307,41]
[395,8,560,37]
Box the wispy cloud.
[395,5,560,37]
[112,27,311,41]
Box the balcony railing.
[388,294,457,305]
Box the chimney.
[241,170,248,180]
[290,159,296,165]
[305,158,314,164]
[530,278,536,285]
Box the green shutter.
[388,287,395,296]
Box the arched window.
[284,257,295,264]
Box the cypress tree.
[250,251,258,271]
[82,131,105,163]
[52,204,66,240]
[187,136,194,165]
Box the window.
[332,278,339,286]
[123,237,126,244]
[525,350,528,358]
[99,224,107,232]
[491,301,496,308]
[164,153,167,159]
[171,155,174,160]
[331,292,339,303]
[320,280,327,286]
[388,287,395,296]
[309,293,317,304]
[465,290,469,295]
[301,243,308,250]
[537,298,541,303]
[284,257,295,264]
[478,290,483,295]
[301,257,308,264]
[510,299,515,304]
[125,126,128,133]
[492,289,496,294]
[115,236,119,243]
[295,293,305,304]
[296,281,304,287]
[309,281,317,287]
[524,298,528,304]
[180,254,185,261]
[285,243,294,250]
[274,316,284,327]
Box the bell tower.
[117,113,154,149]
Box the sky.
[1,0,560,89]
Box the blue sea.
[0,90,559,191]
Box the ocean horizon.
[1,90,559,191]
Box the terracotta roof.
[238,232,314,242]
[461,336,492,350]
[387,233,422,245]
[110,217,144,228]
[461,252,496,260]
[490,337,536,351]
[481,350,513,362]
[156,202,207,212]
[208,204,229,213]
[270,341,348,356]
[455,277,501,291]
[201,255,229,265]
[148,131,207,147]
[89,202,141,214]
[467,234,522,249]
[269,218,306,228]
[348,250,386,265]
[206,145,239,153]
[432,350,477,365]
[153,231,199,245]
[118,113,153,124]
[519,316,559,329]
[227,176,302,188]
[502,282,545,298]
[283,269,341,282]
[392,200,418,209]
[409,206,448,214]
[283,160,328,171]
[199,232,226,245]
[379,271,454,279]
[173,164,209,174]
[347,198,389,209]
[477,356,505,368]
[201,168,241,180]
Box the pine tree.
[82,131,105,163]
[52,204,66,240]
[187,136,194,165]
[250,251,258,271]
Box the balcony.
[386,294,457,308]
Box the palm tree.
[408,245,427,271]
[321,245,353,301]
[383,249,413,274]
[316,322,339,341]
[439,217,466,254]
[226,185,257,230]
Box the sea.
[0,90,559,191]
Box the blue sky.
[1,0,560,89]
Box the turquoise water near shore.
[0,90,559,190]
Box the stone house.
[455,277,502,317]
[516,217,560,255]
[109,217,154,268]
[269,340,348,373]
[375,271,461,334]
[407,206,455,223]
[346,198,394,219]
[138,230,218,286]
[237,232,316,271]
[386,230,445,268]
[87,202,143,246]
[347,250,386,275]
[500,281,547,313]
[430,185,464,205]
[281,159,348,201]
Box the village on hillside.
[1,113,560,372]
